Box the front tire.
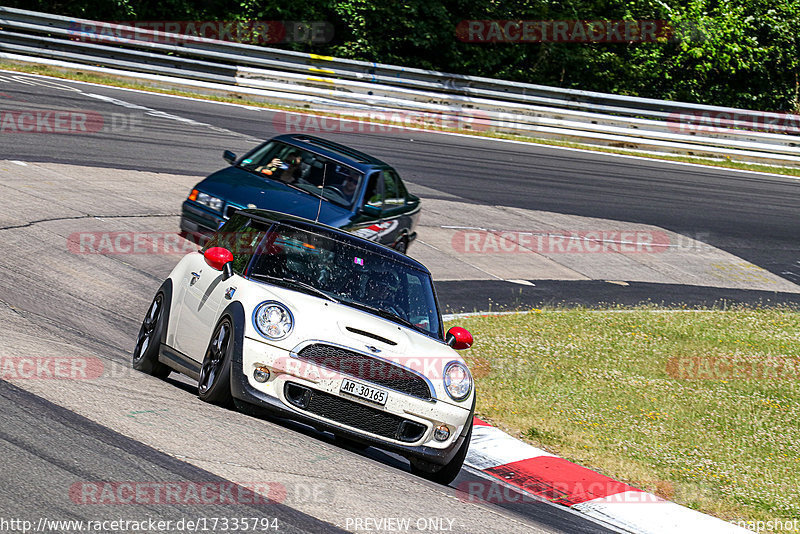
[409,423,472,485]
[132,293,171,378]
[198,318,234,406]
[393,237,408,254]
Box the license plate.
[340,378,388,405]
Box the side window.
[230,226,266,274]
[202,214,249,252]
[382,169,406,207]
[405,273,435,332]
[238,141,279,171]
[396,174,408,199]
[202,215,265,275]
[364,172,383,209]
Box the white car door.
[173,252,228,361]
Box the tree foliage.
[8,0,800,110]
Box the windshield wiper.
[341,300,425,333]
[250,274,339,303]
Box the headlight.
[253,301,294,340]
[191,190,224,212]
[443,361,472,401]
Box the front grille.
[284,383,427,443]
[296,344,432,400]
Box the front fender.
[155,278,173,348]
[218,300,253,403]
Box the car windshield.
[247,224,442,339]
[237,141,364,209]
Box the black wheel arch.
[218,300,247,394]
[155,278,174,347]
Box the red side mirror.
[203,247,233,271]
[446,327,473,350]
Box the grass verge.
[447,306,800,526]
[2,60,800,179]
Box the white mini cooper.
[133,209,475,484]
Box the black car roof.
[237,208,430,274]
[272,134,389,171]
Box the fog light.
[253,366,270,383]
[433,425,450,442]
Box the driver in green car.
[341,171,359,201]
[262,151,305,184]
[276,151,304,184]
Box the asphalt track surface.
[0,71,797,532]
[0,381,344,534]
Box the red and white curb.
[463,417,748,533]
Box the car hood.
[197,167,352,225]
[238,279,453,363]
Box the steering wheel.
[326,184,352,198]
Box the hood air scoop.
[345,327,397,346]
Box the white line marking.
[415,239,505,281]
[81,92,260,142]
[465,425,555,470]
[461,465,631,534]
[443,308,723,320]
[573,497,750,533]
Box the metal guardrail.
[2,6,800,165]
